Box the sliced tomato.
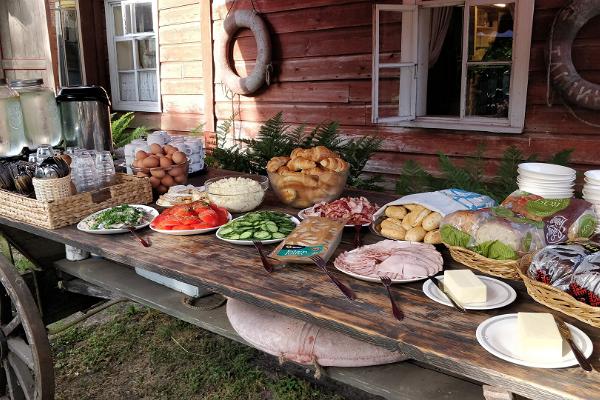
[196,209,218,226]
[190,223,213,230]
[214,207,229,225]
[172,225,191,230]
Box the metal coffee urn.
[57,86,113,152]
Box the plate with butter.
[422,270,516,310]
[476,313,593,368]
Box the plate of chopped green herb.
[216,211,299,245]
[77,205,158,234]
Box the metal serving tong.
[310,255,356,300]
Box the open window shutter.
[372,4,418,123]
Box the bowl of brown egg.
[131,143,189,195]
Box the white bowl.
[585,170,600,181]
[518,163,576,177]
[517,179,575,188]
[585,177,600,186]
[583,184,600,192]
[518,187,573,199]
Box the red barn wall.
[208,0,600,189]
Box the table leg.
[483,385,514,400]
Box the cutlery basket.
[445,245,521,280]
[0,173,152,229]
[517,253,600,328]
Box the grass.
[51,304,348,400]
[0,236,35,273]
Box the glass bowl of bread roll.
[267,146,350,209]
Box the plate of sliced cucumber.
[216,211,300,245]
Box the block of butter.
[517,313,563,362]
[443,269,487,304]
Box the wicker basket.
[32,174,73,202]
[445,244,521,280]
[517,253,600,328]
[0,173,152,229]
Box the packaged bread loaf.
[270,217,345,264]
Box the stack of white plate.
[517,163,576,199]
[582,170,600,233]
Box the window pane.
[137,38,156,69]
[119,72,137,101]
[113,5,123,36]
[138,71,158,101]
[468,4,513,62]
[116,41,134,70]
[378,10,405,64]
[377,66,415,120]
[426,6,463,117]
[124,4,133,34]
[466,65,510,118]
[135,3,154,33]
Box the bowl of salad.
[77,204,158,234]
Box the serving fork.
[310,255,356,300]
[252,240,274,273]
[127,226,150,247]
[379,276,404,321]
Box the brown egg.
[142,156,160,168]
[150,143,163,155]
[157,185,168,194]
[163,145,175,154]
[159,156,173,168]
[161,175,175,187]
[58,153,72,166]
[150,169,166,179]
[132,159,140,168]
[174,174,187,184]
[168,166,185,177]
[171,151,187,165]
[149,176,161,188]
[135,150,148,160]
[136,171,149,178]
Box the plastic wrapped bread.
[270,217,345,264]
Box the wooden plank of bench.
[55,258,483,400]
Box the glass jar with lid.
[0,79,27,156]
[10,79,63,149]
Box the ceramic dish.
[77,205,158,234]
[216,214,300,245]
[150,211,231,236]
[297,208,370,228]
[476,314,593,369]
[422,276,517,310]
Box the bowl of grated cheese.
[204,175,269,213]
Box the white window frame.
[105,0,161,112]
[372,0,535,133]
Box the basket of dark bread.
[517,242,600,328]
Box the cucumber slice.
[254,231,271,240]
[239,231,253,239]
[271,232,285,239]
[265,222,278,233]
[219,226,234,235]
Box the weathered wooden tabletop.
[1,170,600,400]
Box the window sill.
[383,117,523,134]
[112,102,162,113]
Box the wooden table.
[2,170,600,400]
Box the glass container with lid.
[10,79,63,149]
[0,79,27,156]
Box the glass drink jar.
[0,79,27,156]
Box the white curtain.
[428,7,453,68]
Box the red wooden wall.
[209,0,600,189]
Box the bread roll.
[320,157,349,172]
[287,157,316,171]
[385,206,408,220]
[422,212,442,231]
[301,166,326,176]
[308,146,338,162]
[405,226,427,242]
[276,166,295,175]
[405,207,431,227]
[404,204,419,211]
[280,173,318,188]
[424,230,441,244]
[279,188,297,204]
[318,170,342,187]
[381,218,404,230]
[290,148,305,159]
[267,156,290,172]
[381,226,406,240]
[401,218,413,231]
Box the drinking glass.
[95,151,116,187]
[36,144,54,163]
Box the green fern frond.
[547,149,573,166]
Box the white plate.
[216,214,300,245]
[297,208,370,227]
[77,205,158,234]
[422,276,516,310]
[476,313,593,368]
[149,212,232,236]
[334,264,432,284]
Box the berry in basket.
[527,244,591,291]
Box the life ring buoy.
[549,0,600,110]
[217,10,272,96]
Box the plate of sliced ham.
[298,196,379,227]
[333,240,444,283]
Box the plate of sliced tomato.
[150,201,231,235]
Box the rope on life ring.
[217,9,272,96]
[548,0,600,110]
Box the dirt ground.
[50,302,372,400]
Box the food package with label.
[570,252,600,307]
[372,189,496,244]
[527,244,592,291]
[270,216,345,264]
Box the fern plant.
[111,112,149,148]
